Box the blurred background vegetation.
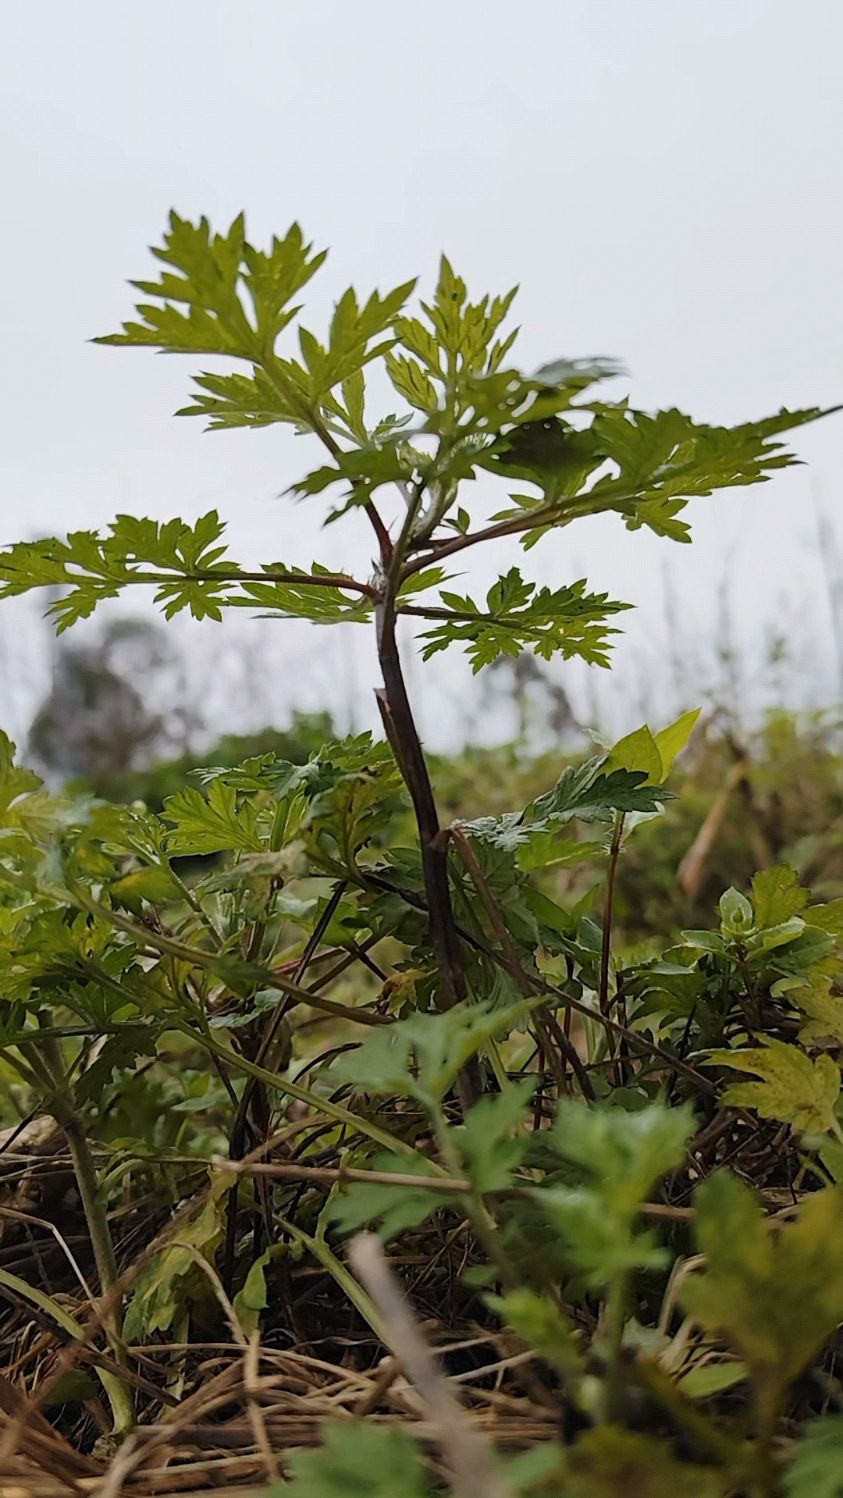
[19,603,843,958]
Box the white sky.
[1,0,842,747]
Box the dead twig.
[349,1232,510,1498]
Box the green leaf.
[606,725,663,782]
[386,350,439,411]
[326,1152,446,1242]
[487,1286,582,1377]
[177,367,300,430]
[274,1420,431,1498]
[718,886,755,936]
[565,1426,727,1498]
[292,440,418,503]
[108,865,183,913]
[589,404,838,541]
[416,568,631,673]
[233,1244,286,1338]
[680,1173,843,1412]
[2,512,369,633]
[0,732,41,819]
[492,403,837,547]
[331,998,537,1104]
[241,565,372,624]
[804,898,843,941]
[163,779,263,856]
[677,1361,747,1400]
[0,512,238,629]
[455,811,530,853]
[536,1100,694,1289]
[97,213,325,360]
[456,1078,536,1193]
[233,1253,271,1339]
[531,757,673,825]
[300,278,416,399]
[654,707,701,776]
[606,710,700,785]
[123,1176,233,1341]
[784,1416,843,1498]
[549,1098,694,1202]
[709,1038,841,1135]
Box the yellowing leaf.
[710,1038,841,1135]
[606,725,663,782]
[752,865,809,928]
[806,899,843,941]
[793,976,843,1048]
[606,710,700,786]
[654,707,701,777]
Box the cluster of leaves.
[1,213,842,1495]
[2,706,843,1493]
[2,212,834,674]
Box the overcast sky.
[1,0,842,746]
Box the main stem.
[373,499,479,1109]
[375,609,465,1014]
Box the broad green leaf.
[681,1173,843,1413]
[517,830,603,873]
[108,865,183,913]
[768,923,835,974]
[746,917,806,959]
[709,1038,841,1135]
[718,886,755,935]
[677,1360,747,1399]
[784,1416,843,1498]
[806,898,843,941]
[326,1152,446,1242]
